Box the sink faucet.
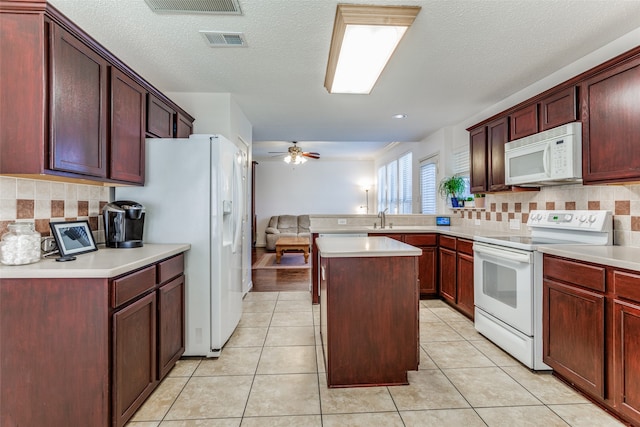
[378,208,388,229]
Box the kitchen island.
[316,236,421,387]
[0,243,189,427]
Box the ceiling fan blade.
[267,151,287,154]
[302,152,320,159]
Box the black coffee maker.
[103,201,145,248]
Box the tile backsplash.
[0,177,110,243]
[457,183,640,246]
[2,177,639,248]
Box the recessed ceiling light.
[324,4,421,95]
[393,114,407,119]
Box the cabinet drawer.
[404,234,436,246]
[457,239,474,256]
[157,253,184,284]
[543,255,605,292]
[613,269,640,303]
[111,265,156,308]
[439,235,456,250]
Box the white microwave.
[504,122,582,186]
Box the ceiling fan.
[269,142,320,164]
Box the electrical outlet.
[475,219,481,225]
[338,218,347,225]
[509,219,520,230]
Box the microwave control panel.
[550,139,569,174]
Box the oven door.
[473,242,534,336]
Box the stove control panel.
[527,210,612,232]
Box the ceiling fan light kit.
[269,142,320,165]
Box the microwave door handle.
[474,245,532,264]
[543,144,551,177]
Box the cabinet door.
[469,126,487,193]
[50,24,108,177]
[456,252,474,320]
[147,94,175,138]
[439,247,456,304]
[540,86,577,130]
[158,275,185,380]
[110,68,146,184]
[176,112,193,138]
[112,292,157,427]
[614,299,640,424]
[417,246,437,296]
[582,56,640,184]
[487,117,509,192]
[509,103,538,140]
[543,279,605,399]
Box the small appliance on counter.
[102,200,145,248]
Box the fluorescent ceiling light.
[325,4,420,94]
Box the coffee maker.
[103,201,145,248]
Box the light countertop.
[315,236,422,258]
[0,243,190,279]
[311,225,524,241]
[537,245,640,272]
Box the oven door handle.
[474,245,532,264]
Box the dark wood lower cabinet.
[0,253,185,427]
[439,247,456,305]
[543,278,605,399]
[158,275,186,379]
[320,255,419,387]
[113,292,157,427]
[456,251,474,319]
[614,299,640,422]
[543,254,640,426]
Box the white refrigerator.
[116,134,247,357]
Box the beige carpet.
[252,253,310,269]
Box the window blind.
[398,152,412,214]
[420,155,438,214]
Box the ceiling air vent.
[200,31,247,47]
[144,0,242,15]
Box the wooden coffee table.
[275,237,310,264]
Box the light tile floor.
[126,292,625,427]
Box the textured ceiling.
[48,0,640,160]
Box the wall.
[0,177,110,243]
[254,159,374,247]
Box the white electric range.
[473,210,613,370]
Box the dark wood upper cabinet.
[50,24,108,178]
[110,68,146,184]
[469,126,487,193]
[147,94,175,138]
[581,55,640,184]
[540,86,577,130]
[509,103,538,140]
[0,4,194,185]
[487,117,510,192]
[176,112,194,139]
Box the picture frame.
[49,220,98,258]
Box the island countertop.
[315,236,422,258]
[0,243,191,279]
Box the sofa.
[265,215,310,250]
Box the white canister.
[0,222,42,265]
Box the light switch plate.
[509,219,520,230]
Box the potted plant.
[474,193,486,209]
[466,196,474,208]
[438,176,466,208]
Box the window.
[377,152,413,214]
[453,148,471,200]
[398,152,412,214]
[420,155,438,214]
